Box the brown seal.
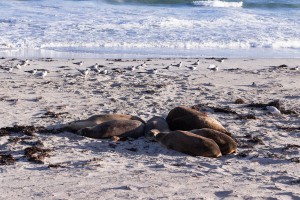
[166,106,231,136]
[77,120,145,139]
[149,129,222,158]
[144,116,170,138]
[65,114,145,131]
[190,128,237,155]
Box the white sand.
[0,57,299,199]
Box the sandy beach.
[0,57,299,199]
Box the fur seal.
[190,128,237,155]
[144,116,170,138]
[166,106,231,136]
[77,120,145,139]
[149,129,222,158]
[65,114,145,131]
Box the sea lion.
[166,106,231,136]
[149,129,222,158]
[77,120,145,139]
[144,116,170,138]
[190,128,237,155]
[65,114,145,131]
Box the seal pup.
[166,106,231,136]
[78,120,145,139]
[190,128,237,155]
[65,114,145,131]
[144,116,170,138]
[149,129,222,158]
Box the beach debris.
[126,148,138,152]
[0,129,9,136]
[0,154,16,165]
[234,98,245,104]
[48,163,65,168]
[0,125,40,136]
[236,150,251,158]
[41,110,69,118]
[266,106,281,115]
[205,57,227,62]
[24,146,52,163]
[224,68,241,72]
[191,104,238,115]
[237,114,257,120]
[276,126,300,132]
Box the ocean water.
[0,0,299,58]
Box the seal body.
[144,116,170,138]
[78,120,145,139]
[166,106,231,136]
[65,114,145,131]
[149,129,222,158]
[190,128,237,155]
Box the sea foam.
[193,0,243,8]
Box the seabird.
[162,65,172,70]
[186,66,197,70]
[207,64,218,71]
[192,60,200,65]
[128,66,136,71]
[216,58,226,63]
[73,61,84,66]
[141,62,147,68]
[173,61,183,68]
[77,68,90,76]
[8,66,14,72]
[148,68,158,74]
[266,106,281,115]
[15,64,22,69]
[36,70,48,78]
[101,69,108,75]
[25,69,38,75]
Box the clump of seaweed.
[24,146,52,163]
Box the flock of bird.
[0,58,225,79]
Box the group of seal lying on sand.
[64,106,237,158]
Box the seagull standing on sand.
[128,66,136,71]
[187,66,197,70]
[25,69,38,75]
[148,68,158,74]
[163,65,172,70]
[216,58,225,63]
[24,59,30,65]
[192,60,200,65]
[15,64,22,70]
[101,69,108,75]
[36,70,48,78]
[174,61,183,68]
[73,61,84,66]
[266,106,281,115]
[8,66,14,72]
[208,64,218,72]
[77,68,90,77]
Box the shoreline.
[1,57,299,199]
[1,47,300,59]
